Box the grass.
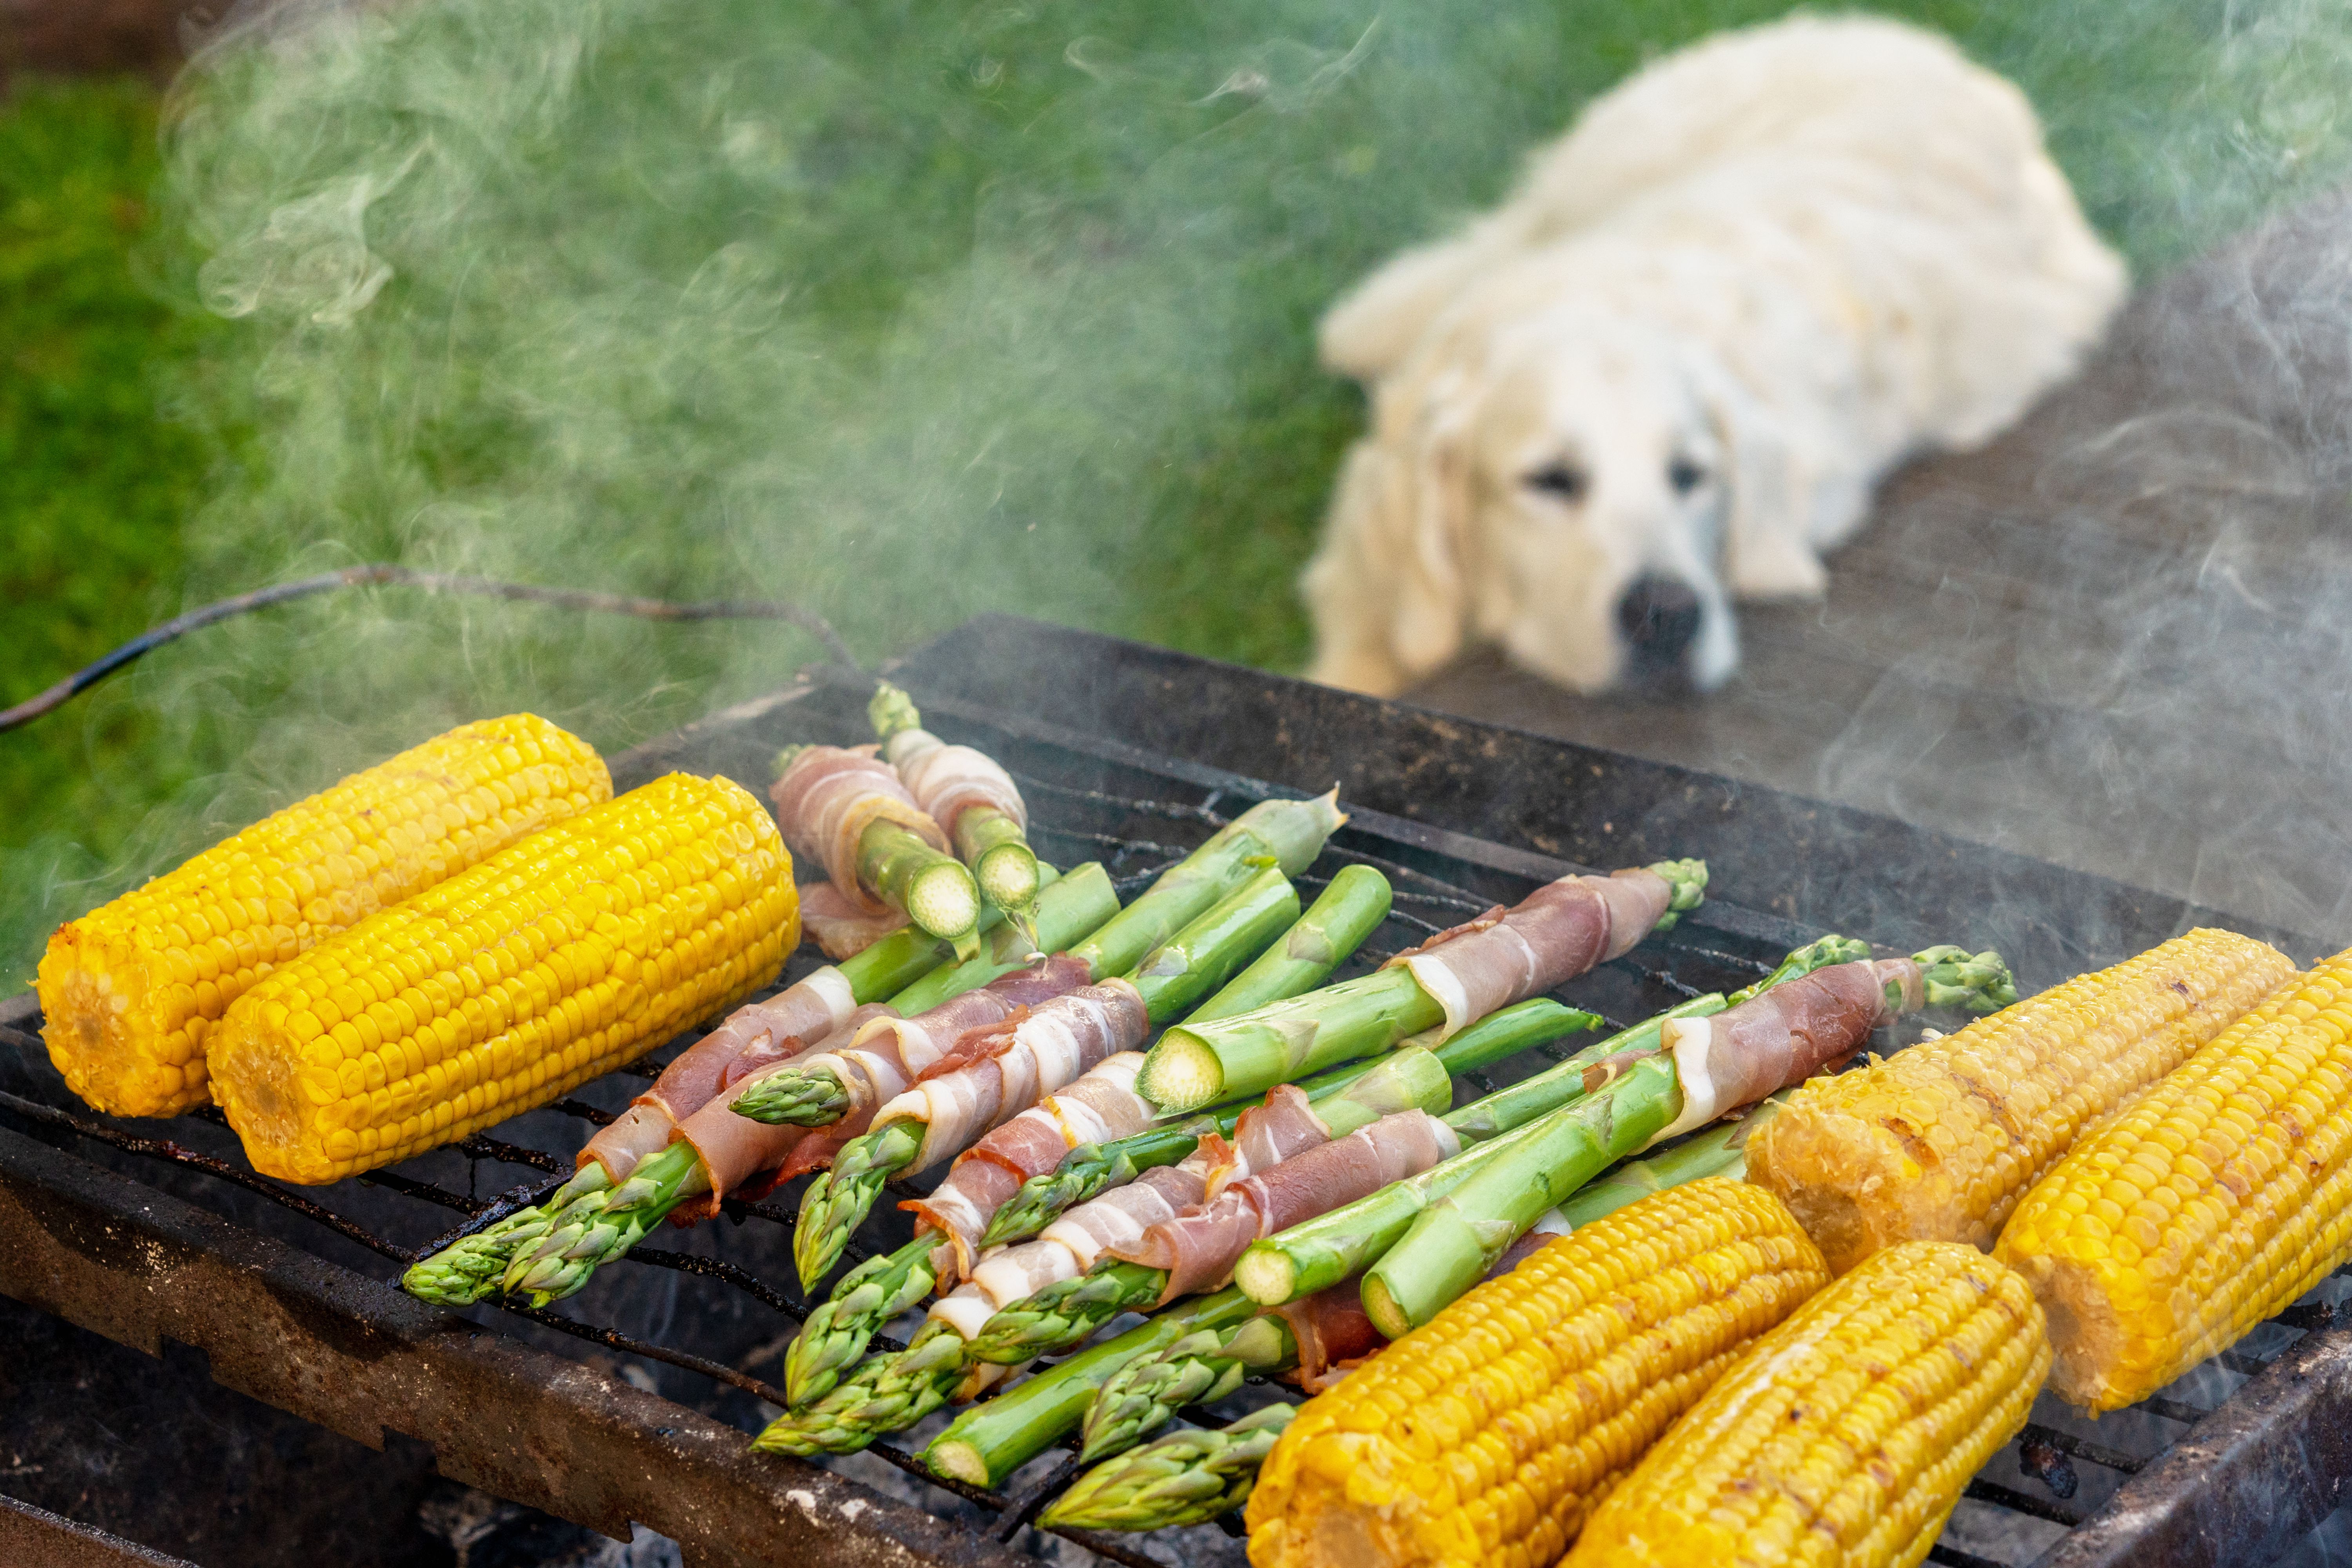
[7,0,2352,987]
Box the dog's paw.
[1729,534,1829,600]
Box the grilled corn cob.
[208,772,794,1183]
[38,715,610,1118]
[1243,1178,1829,1568]
[1748,927,2294,1272]
[1568,1241,2049,1568]
[1997,950,2352,1411]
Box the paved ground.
[1413,182,2352,946]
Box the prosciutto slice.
[1648,956,1920,1144]
[1202,1084,1343,1198]
[1384,867,1671,1038]
[793,955,1093,1124]
[904,1052,1157,1281]
[769,745,950,916]
[1276,1281,1385,1392]
[869,980,1149,1174]
[576,965,861,1183]
[799,882,910,960]
[669,1003,896,1216]
[1112,1109,1459,1303]
[882,726,1027,839]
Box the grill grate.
[2,642,2347,1568]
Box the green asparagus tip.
[1041,1403,1298,1532]
[869,681,922,740]
[772,744,811,782]
[1913,946,2017,1014]
[1644,858,1708,928]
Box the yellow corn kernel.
[36,715,610,1119]
[1997,951,2352,1411]
[207,773,797,1184]
[1570,1241,2049,1568]
[1244,1179,1829,1568]
[1748,928,2295,1272]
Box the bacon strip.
[793,955,1093,1124]
[884,727,1027,839]
[870,980,1149,1175]
[903,1052,1155,1281]
[1648,956,1919,1144]
[1112,1109,1460,1303]
[1276,1282,1385,1392]
[668,1003,897,1216]
[769,745,950,917]
[1383,867,1671,1038]
[799,882,910,960]
[576,965,861,1183]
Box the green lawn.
[7,0,2352,986]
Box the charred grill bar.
[0,616,2345,1567]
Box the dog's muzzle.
[1616,575,1704,677]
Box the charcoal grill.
[2,615,2345,1568]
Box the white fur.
[1304,15,2127,695]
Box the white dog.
[1303,15,2126,695]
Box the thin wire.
[0,564,862,733]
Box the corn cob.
[1748,927,2294,1272]
[1244,1178,1829,1568]
[1568,1241,2049,1568]
[208,772,795,1183]
[1997,950,2352,1411]
[37,715,610,1119]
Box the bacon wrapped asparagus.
[869,683,1042,930]
[1134,859,1706,1112]
[730,793,1343,1127]
[1358,947,2012,1335]
[772,743,980,954]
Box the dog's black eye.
[1667,456,1707,495]
[1523,461,1588,503]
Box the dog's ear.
[1319,232,1501,383]
[1303,381,1475,694]
[1686,351,1826,599]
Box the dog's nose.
[1616,575,1703,661]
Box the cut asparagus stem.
[784,1233,939,1408]
[857,819,981,952]
[1139,966,1442,1114]
[924,1288,1261,1489]
[871,682,1045,935]
[1040,1403,1297,1532]
[400,1163,608,1305]
[729,864,1116,1127]
[835,864,1058,1001]
[794,1121,924,1290]
[1125,864,1300,1024]
[965,1261,1168,1365]
[1067,791,1347,984]
[501,1142,711,1306]
[1552,1089,1794,1231]
[1184,864,1392,1024]
[1082,1313,1294,1462]
[880,861,1118,1016]
[752,1317,971,1455]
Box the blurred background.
[11,0,2352,996]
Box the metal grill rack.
[4,621,2349,1568]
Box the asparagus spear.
[1230,935,1875,1307]
[784,1232,940,1407]
[790,868,1324,1289]
[728,863,1118,1127]
[962,1045,1458,1366]
[1082,1312,1293,1461]
[1135,858,1704,1113]
[1359,945,2016,1335]
[1185,863,1392,1023]
[870,684,1042,927]
[776,742,985,953]
[502,1140,711,1305]
[923,1288,1262,1488]
[1551,1087,1793,1230]
[399,915,977,1308]
[1039,1403,1296,1532]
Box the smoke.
[11,0,2352,982]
